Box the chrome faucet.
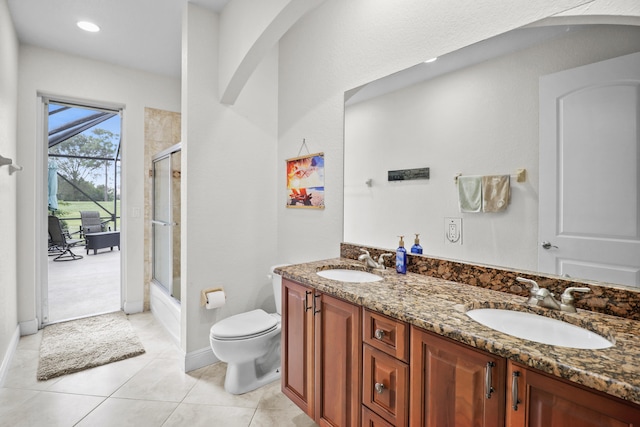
[533,287,561,310]
[358,249,393,270]
[560,287,591,313]
[516,277,540,305]
[516,277,590,312]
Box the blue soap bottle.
[396,235,407,274]
[411,233,423,254]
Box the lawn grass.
[52,200,121,233]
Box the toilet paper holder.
[200,287,226,308]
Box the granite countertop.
[276,258,640,405]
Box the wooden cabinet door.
[315,293,362,427]
[506,361,640,427]
[410,327,506,427]
[281,278,315,417]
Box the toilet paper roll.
[205,290,226,309]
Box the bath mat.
[37,311,145,380]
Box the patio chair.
[48,215,83,261]
[80,211,110,237]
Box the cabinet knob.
[374,329,385,340]
[374,382,385,394]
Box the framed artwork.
[286,152,325,209]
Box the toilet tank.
[269,264,289,315]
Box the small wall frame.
[286,152,325,209]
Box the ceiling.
[346,25,575,105]
[7,0,230,78]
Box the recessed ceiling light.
[77,21,100,33]
[424,57,438,64]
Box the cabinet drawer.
[363,309,409,362]
[363,344,409,427]
[362,405,395,427]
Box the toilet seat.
[210,309,279,341]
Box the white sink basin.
[316,269,383,283]
[466,309,613,349]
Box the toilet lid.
[211,309,278,340]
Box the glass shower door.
[152,148,180,300]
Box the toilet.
[209,265,288,395]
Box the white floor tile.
[163,403,255,427]
[112,358,199,402]
[182,362,265,408]
[47,353,152,396]
[1,311,314,427]
[75,397,178,427]
[0,391,104,427]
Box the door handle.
[485,362,495,398]
[304,291,312,312]
[541,241,558,250]
[511,371,521,410]
[313,293,321,315]
[152,220,177,226]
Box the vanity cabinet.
[506,361,640,427]
[362,309,410,426]
[410,326,506,427]
[281,275,640,427]
[281,278,361,427]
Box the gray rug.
[37,311,145,381]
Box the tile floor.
[0,312,317,427]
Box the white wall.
[344,25,640,271]
[0,0,20,383]
[182,3,279,357]
[16,45,180,330]
[276,0,640,265]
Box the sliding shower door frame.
[151,143,181,301]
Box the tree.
[49,128,118,201]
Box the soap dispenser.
[396,236,407,274]
[411,233,423,254]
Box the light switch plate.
[445,217,462,245]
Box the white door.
[539,52,640,287]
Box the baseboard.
[19,318,38,336]
[123,300,144,314]
[185,346,218,373]
[0,325,21,387]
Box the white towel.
[482,175,510,212]
[458,176,482,213]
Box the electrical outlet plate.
[445,217,462,245]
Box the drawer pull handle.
[313,293,321,315]
[374,382,385,394]
[485,361,495,399]
[512,371,521,411]
[374,329,385,340]
[304,291,312,312]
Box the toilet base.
[224,362,281,395]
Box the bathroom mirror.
[343,21,640,287]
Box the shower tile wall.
[144,107,181,310]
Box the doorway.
[152,144,181,301]
[44,99,123,324]
[539,52,640,287]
